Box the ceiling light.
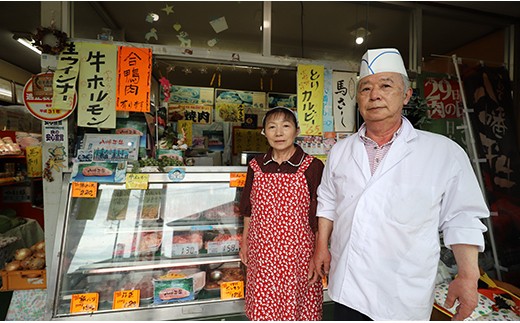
[351,27,370,46]
[14,35,41,55]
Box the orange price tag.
[112,289,140,309]
[126,173,149,190]
[230,173,247,188]
[71,181,98,198]
[70,292,99,313]
[220,281,244,300]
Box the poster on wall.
[116,46,152,113]
[168,86,214,124]
[232,127,269,155]
[267,92,297,108]
[419,75,467,150]
[297,65,324,136]
[332,71,357,133]
[77,42,117,129]
[215,89,266,124]
[52,41,80,111]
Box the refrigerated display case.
[45,167,251,320]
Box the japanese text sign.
[116,46,152,112]
[72,181,98,198]
[230,172,247,187]
[332,71,357,132]
[168,104,213,124]
[26,146,43,177]
[424,78,464,119]
[232,127,269,155]
[220,281,244,300]
[77,42,117,128]
[112,290,140,309]
[70,292,99,313]
[126,173,149,190]
[52,42,80,111]
[297,65,324,135]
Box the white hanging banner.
[332,71,357,132]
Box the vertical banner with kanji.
[332,71,357,132]
[77,43,117,129]
[116,46,152,112]
[420,75,466,149]
[52,42,80,111]
[297,65,324,136]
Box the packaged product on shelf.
[204,265,245,297]
[153,277,194,304]
[201,201,241,223]
[166,231,203,257]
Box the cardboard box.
[0,269,46,291]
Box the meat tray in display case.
[45,167,249,320]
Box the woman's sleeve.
[306,158,325,232]
[239,164,255,218]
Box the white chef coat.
[317,117,489,321]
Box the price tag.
[220,281,244,300]
[126,173,149,190]
[230,173,246,188]
[112,289,140,309]
[71,181,98,198]
[171,243,199,256]
[207,240,240,254]
[70,292,99,313]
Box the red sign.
[423,78,463,119]
[23,72,77,121]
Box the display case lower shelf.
[77,255,240,275]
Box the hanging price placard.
[230,173,246,188]
[220,281,244,300]
[71,181,98,198]
[112,289,140,309]
[70,292,99,313]
[126,173,149,190]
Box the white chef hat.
[359,48,408,79]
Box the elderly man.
[310,48,489,320]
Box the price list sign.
[220,281,244,300]
[112,290,140,309]
[171,243,199,256]
[70,292,99,313]
[72,181,98,198]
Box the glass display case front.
[46,167,249,320]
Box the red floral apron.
[245,155,323,321]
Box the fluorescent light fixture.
[0,88,12,99]
[15,37,41,55]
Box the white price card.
[171,243,199,256]
[207,240,240,254]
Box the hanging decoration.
[173,23,182,32]
[145,28,158,41]
[32,26,68,55]
[207,38,218,47]
[161,4,174,15]
[159,77,172,103]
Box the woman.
[239,106,324,320]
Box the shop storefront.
[1,1,520,321]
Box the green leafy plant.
[403,92,432,129]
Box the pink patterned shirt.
[359,123,403,175]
